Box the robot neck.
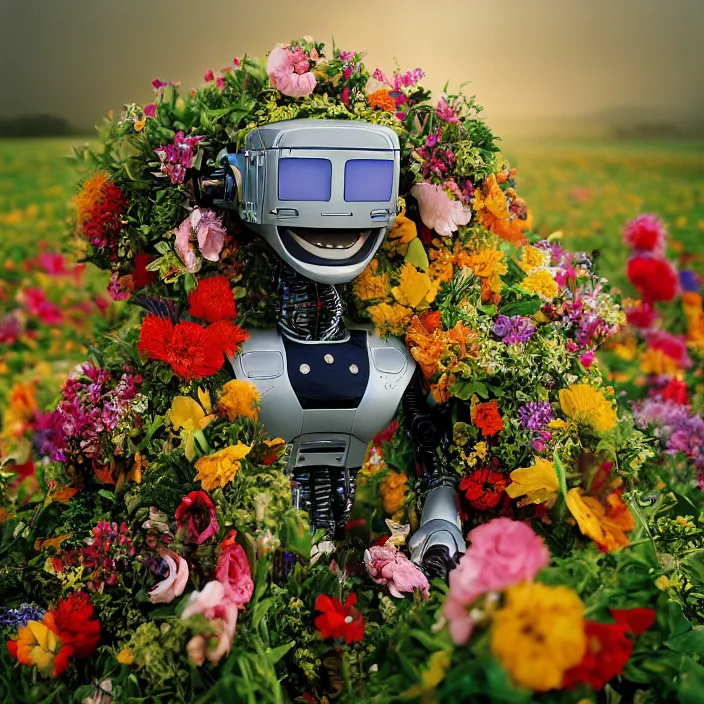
[275,262,347,342]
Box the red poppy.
[188,276,237,323]
[473,400,504,437]
[459,466,508,511]
[132,252,157,289]
[626,255,678,303]
[314,593,364,643]
[45,592,101,659]
[138,315,224,380]
[206,319,250,358]
[175,491,219,545]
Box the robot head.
[202,119,400,285]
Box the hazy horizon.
[1,0,703,134]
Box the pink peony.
[410,182,472,237]
[267,46,317,98]
[216,530,254,608]
[443,518,550,645]
[182,580,239,666]
[149,547,189,604]
[364,545,430,599]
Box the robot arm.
[403,373,466,580]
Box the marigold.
[522,269,559,301]
[188,276,237,322]
[368,302,413,337]
[682,292,704,349]
[391,263,439,308]
[384,209,418,249]
[559,384,618,433]
[194,442,252,491]
[639,348,683,376]
[472,400,504,436]
[491,582,586,692]
[380,471,408,515]
[506,457,560,507]
[464,247,507,294]
[472,174,527,245]
[367,89,396,112]
[352,259,390,301]
[566,488,635,552]
[518,245,549,274]
[218,380,261,422]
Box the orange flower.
[472,174,528,245]
[380,471,408,515]
[367,89,396,112]
[566,488,635,552]
[682,292,704,349]
[472,400,504,437]
[352,259,389,301]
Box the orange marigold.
[472,400,504,436]
[380,471,409,515]
[367,89,396,112]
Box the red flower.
[473,400,504,436]
[45,592,101,659]
[314,593,365,643]
[625,301,656,329]
[460,466,508,511]
[420,310,442,333]
[206,319,249,358]
[626,255,678,303]
[175,491,219,545]
[657,378,689,405]
[646,329,691,369]
[623,214,667,254]
[132,253,156,289]
[610,607,656,635]
[373,420,399,446]
[138,315,225,380]
[188,276,237,323]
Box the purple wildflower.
[492,315,536,344]
[519,402,554,431]
[0,604,46,629]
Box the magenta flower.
[216,531,254,608]
[143,103,157,118]
[410,182,472,237]
[22,288,63,325]
[266,45,316,98]
[175,491,219,545]
[364,544,430,599]
[623,213,667,256]
[154,131,204,185]
[204,68,215,82]
[436,97,459,123]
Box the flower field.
[0,40,703,703]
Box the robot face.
[233,119,400,284]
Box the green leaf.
[450,379,489,401]
[500,298,542,317]
[666,628,704,654]
[553,452,568,499]
[404,237,429,271]
[98,489,116,502]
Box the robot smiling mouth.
[286,227,372,260]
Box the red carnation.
[188,276,237,323]
[207,319,249,358]
[473,400,504,437]
[132,252,157,289]
[175,491,219,545]
[459,466,509,511]
[314,593,365,644]
[45,591,101,659]
[138,315,225,380]
[626,255,678,303]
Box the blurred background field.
[1,133,702,414]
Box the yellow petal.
[506,457,559,506]
[169,397,205,431]
[197,387,212,414]
[392,263,432,308]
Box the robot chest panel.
[228,328,416,468]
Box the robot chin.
[265,225,388,285]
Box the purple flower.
[519,402,554,431]
[154,131,204,185]
[0,604,46,629]
[492,315,536,344]
[680,270,701,293]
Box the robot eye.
[278,158,332,201]
[344,159,394,202]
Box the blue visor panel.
[278,158,332,201]
[344,159,394,202]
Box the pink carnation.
[410,182,472,237]
[267,45,317,98]
[623,213,667,255]
[216,530,254,608]
[444,518,550,645]
[364,545,430,599]
[149,547,189,604]
[182,580,239,666]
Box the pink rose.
[364,544,430,599]
[216,530,254,608]
[267,46,317,98]
[191,208,225,262]
[149,547,189,604]
[410,182,472,237]
[443,594,475,645]
[182,580,239,666]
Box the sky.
[1,0,703,132]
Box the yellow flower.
[380,471,408,516]
[10,620,66,677]
[518,245,549,273]
[218,380,261,422]
[522,269,558,301]
[368,302,413,337]
[391,263,439,309]
[559,384,618,433]
[403,649,452,699]
[655,575,670,591]
[117,646,134,665]
[384,208,418,248]
[639,348,683,376]
[194,442,252,491]
[168,394,215,461]
[506,457,560,507]
[566,488,634,552]
[352,258,390,301]
[134,118,146,132]
[491,582,586,692]
[465,247,508,294]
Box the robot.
[199,119,465,578]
